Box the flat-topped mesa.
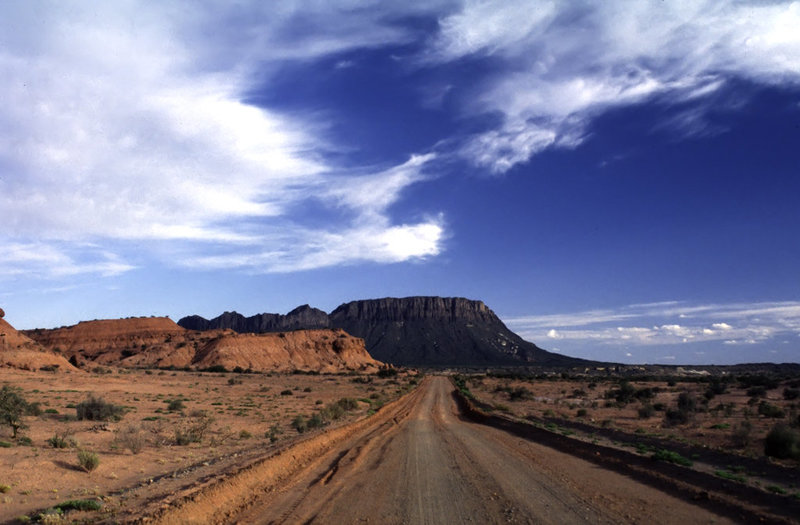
[328,297,497,324]
[178,297,587,368]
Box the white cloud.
[431,0,800,172]
[505,300,800,349]
[0,2,448,277]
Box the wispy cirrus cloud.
[427,0,800,173]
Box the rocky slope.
[0,310,77,372]
[181,297,584,367]
[25,317,379,372]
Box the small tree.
[0,385,29,438]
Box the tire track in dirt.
[222,377,734,525]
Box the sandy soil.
[0,367,413,522]
[467,375,800,459]
[163,377,735,525]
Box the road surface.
[229,376,731,524]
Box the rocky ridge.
[24,317,380,373]
[180,297,584,367]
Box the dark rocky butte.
[179,297,585,368]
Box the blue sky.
[1,1,799,365]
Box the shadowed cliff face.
[180,297,583,368]
[180,305,330,333]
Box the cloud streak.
[505,300,800,349]
[430,0,800,172]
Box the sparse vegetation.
[76,395,125,422]
[0,385,31,438]
[651,449,693,467]
[115,425,146,454]
[77,450,100,472]
[764,424,800,460]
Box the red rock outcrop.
[0,317,78,372]
[25,318,380,372]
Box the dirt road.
[227,377,731,524]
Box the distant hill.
[0,310,78,372]
[180,297,586,368]
[24,317,380,373]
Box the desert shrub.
[677,392,697,413]
[77,450,100,472]
[730,420,753,448]
[638,404,655,419]
[0,385,31,438]
[291,415,307,433]
[167,399,185,412]
[47,433,75,449]
[606,381,637,405]
[307,413,324,429]
[174,415,213,445]
[704,381,728,400]
[76,396,124,422]
[663,408,690,426]
[764,424,800,460]
[239,430,252,439]
[576,408,587,418]
[303,387,312,392]
[508,386,533,401]
[377,368,398,378]
[783,388,800,401]
[758,402,785,419]
[651,449,693,467]
[266,423,282,443]
[0,484,10,493]
[0,441,12,448]
[201,365,228,373]
[115,425,146,454]
[280,389,293,396]
[53,499,102,512]
[18,436,32,446]
[747,385,768,398]
[336,398,359,411]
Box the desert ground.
[1,368,799,524]
[0,367,415,523]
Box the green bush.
[764,424,800,460]
[167,399,185,412]
[280,390,293,396]
[53,499,102,512]
[663,408,689,426]
[651,449,693,467]
[77,450,100,472]
[47,433,75,449]
[292,415,307,433]
[377,368,398,378]
[76,396,124,422]
[0,385,30,438]
[307,413,324,429]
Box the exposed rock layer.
[25,318,380,372]
[180,297,584,367]
[0,318,77,372]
